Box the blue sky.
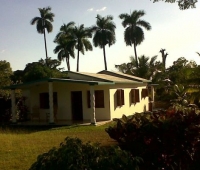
[0,0,200,72]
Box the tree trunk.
[76,49,79,72]
[66,57,70,71]
[133,40,138,68]
[43,28,48,66]
[103,45,107,70]
[65,49,70,71]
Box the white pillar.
[151,86,155,109]
[90,85,96,125]
[49,82,54,123]
[11,89,16,123]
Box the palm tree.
[53,36,75,71]
[119,10,151,68]
[72,24,93,72]
[54,22,75,42]
[91,14,116,70]
[30,7,55,64]
[160,48,168,70]
[115,55,158,79]
[54,22,76,71]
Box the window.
[116,89,124,107]
[131,89,140,104]
[87,90,104,108]
[39,92,57,109]
[141,88,148,99]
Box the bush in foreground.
[29,137,142,170]
[105,109,200,170]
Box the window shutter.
[131,89,135,103]
[135,89,140,102]
[121,89,124,105]
[39,93,44,109]
[117,89,121,106]
[142,89,148,98]
[116,89,124,106]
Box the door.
[71,91,83,120]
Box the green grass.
[0,123,116,170]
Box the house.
[7,70,155,125]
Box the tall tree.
[119,10,151,68]
[30,7,55,64]
[91,14,116,70]
[54,22,76,71]
[160,48,168,70]
[72,24,93,72]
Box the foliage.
[23,63,66,82]
[105,110,200,170]
[11,58,67,83]
[29,137,142,170]
[115,55,161,79]
[0,60,12,98]
[170,84,189,106]
[152,0,197,10]
[91,14,116,70]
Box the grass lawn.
[0,123,116,170]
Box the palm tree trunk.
[66,57,70,71]
[103,45,107,70]
[76,49,79,72]
[43,29,48,66]
[133,40,138,68]
[65,49,70,71]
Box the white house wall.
[109,83,149,119]
[28,82,111,121]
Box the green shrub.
[29,137,142,170]
[105,109,200,170]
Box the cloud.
[96,7,107,12]
[0,49,5,53]
[87,8,94,11]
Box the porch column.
[48,81,54,123]
[151,86,155,109]
[90,85,96,125]
[11,89,16,123]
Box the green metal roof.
[3,78,115,89]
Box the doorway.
[71,91,83,120]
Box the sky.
[0,0,200,73]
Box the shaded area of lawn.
[0,122,116,170]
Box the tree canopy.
[152,0,198,10]
[0,61,12,97]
